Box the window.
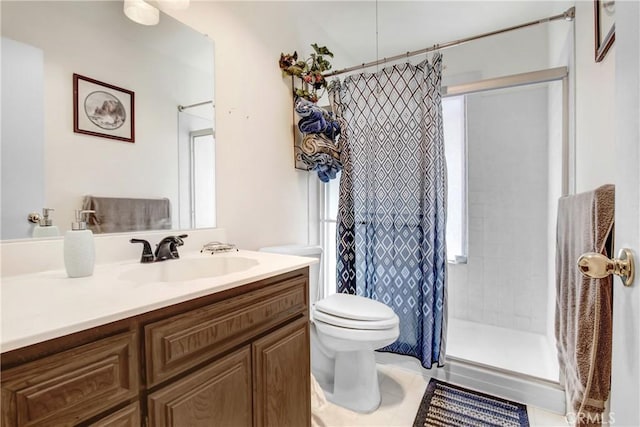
[319,98,468,295]
[442,95,468,263]
[319,172,340,298]
[190,129,216,228]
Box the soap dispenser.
[64,209,96,278]
[30,208,60,238]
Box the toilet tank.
[259,245,323,305]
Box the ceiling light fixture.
[124,0,160,26]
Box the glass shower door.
[445,78,565,382]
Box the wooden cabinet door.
[1,331,138,427]
[253,318,310,427]
[148,346,252,427]
[145,276,307,387]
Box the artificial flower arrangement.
[278,44,343,182]
[279,44,334,103]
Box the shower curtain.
[328,54,447,368]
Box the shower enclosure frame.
[440,66,571,412]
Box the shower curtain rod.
[177,100,214,112]
[324,6,575,78]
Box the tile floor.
[313,364,568,427]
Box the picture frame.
[594,0,615,63]
[73,73,135,142]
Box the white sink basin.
[118,256,259,283]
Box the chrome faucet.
[154,234,188,261]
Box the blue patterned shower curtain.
[328,54,447,368]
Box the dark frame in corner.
[594,0,615,63]
[73,73,135,143]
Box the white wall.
[573,0,616,192]
[1,1,212,235]
[441,25,550,86]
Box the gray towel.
[555,184,614,426]
[82,196,171,234]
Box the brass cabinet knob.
[577,248,635,287]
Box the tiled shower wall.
[448,85,551,334]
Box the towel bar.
[577,248,635,286]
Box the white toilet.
[259,245,400,413]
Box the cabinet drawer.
[1,331,138,427]
[145,276,307,386]
[89,402,140,427]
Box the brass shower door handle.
[577,248,635,286]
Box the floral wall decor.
[279,43,333,102]
[279,44,343,182]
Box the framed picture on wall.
[594,0,615,62]
[73,74,135,142]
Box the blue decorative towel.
[323,120,341,140]
[315,160,340,182]
[295,97,317,118]
[298,110,327,134]
[300,152,342,182]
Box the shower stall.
[443,72,567,383]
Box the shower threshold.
[375,319,565,414]
[447,317,560,382]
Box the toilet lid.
[313,309,399,330]
[314,293,397,322]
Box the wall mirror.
[1,1,215,240]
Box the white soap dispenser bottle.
[64,209,96,278]
[32,207,60,238]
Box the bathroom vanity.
[0,250,312,426]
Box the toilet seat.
[314,317,400,343]
[314,293,396,321]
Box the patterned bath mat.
[413,379,529,427]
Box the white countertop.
[1,250,315,353]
